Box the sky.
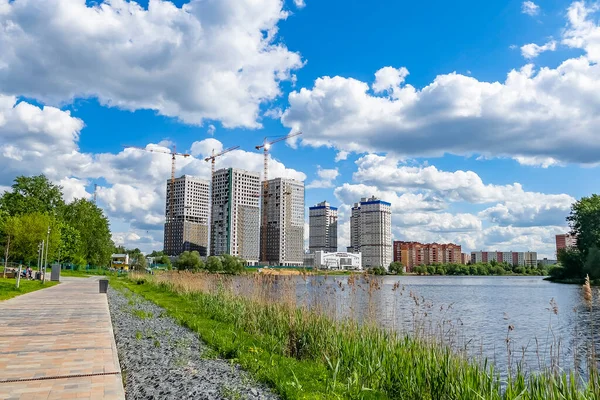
[0,0,598,258]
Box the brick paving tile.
[0,278,125,400]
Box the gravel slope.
[107,286,279,400]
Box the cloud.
[334,183,446,213]
[562,1,600,62]
[352,154,574,226]
[372,66,410,97]
[522,1,540,16]
[282,4,600,165]
[306,166,339,189]
[58,177,90,202]
[293,0,306,8]
[513,155,562,168]
[521,40,557,59]
[207,124,216,136]
[335,151,349,162]
[0,0,303,128]
[0,97,305,252]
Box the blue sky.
[1,0,599,257]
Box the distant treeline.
[411,261,549,276]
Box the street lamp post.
[38,240,44,280]
[42,227,50,283]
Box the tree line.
[0,175,114,267]
[410,261,549,276]
[552,194,600,283]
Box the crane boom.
[255,131,302,264]
[124,144,190,255]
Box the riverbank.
[111,272,600,399]
[0,277,58,301]
[544,276,600,285]
[107,285,278,399]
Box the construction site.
[127,132,305,267]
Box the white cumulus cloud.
[521,40,557,59]
[522,1,540,16]
[282,3,600,165]
[0,0,303,128]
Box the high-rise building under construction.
[261,178,305,266]
[163,175,210,256]
[211,168,261,265]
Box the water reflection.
[246,274,600,379]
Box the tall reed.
[131,272,600,399]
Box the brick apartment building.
[555,233,577,255]
[393,241,462,272]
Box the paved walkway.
[0,277,125,400]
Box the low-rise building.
[312,251,362,270]
[394,241,463,271]
[470,251,538,267]
[111,254,129,270]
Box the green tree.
[57,223,85,265]
[388,262,404,275]
[156,255,172,269]
[0,175,65,216]
[149,250,165,257]
[206,256,222,272]
[221,254,245,274]
[584,246,600,280]
[131,254,148,271]
[568,195,600,259]
[62,199,113,266]
[368,266,386,275]
[176,251,203,271]
[4,213,61,264]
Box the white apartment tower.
[164,175,210,256]
[348,196,392,269]
[261,178,305,266]
[211,168,261,265]
[309,201,338,253]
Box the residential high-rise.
[261,178,305,266]
[348,203,362,253]
[309,201,338,253]
[348,196,392,269]
[163,175,210,256]
[211,168,261,264]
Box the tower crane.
[125,145,191,254]
[255,131,302,263]
[204,146,240,180]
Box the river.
[288,275,599,378]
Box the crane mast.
[125,145,190,255]
[255,131,302,263]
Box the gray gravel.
[107,286,279,400]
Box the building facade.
[393,241,463,271]
[211,168,261,264]
[470,251,538,267]
[348,196,392,269]
[261,178,305,266]
[309,201,338,253]
[311,251,362,270]
[164,175,210,256]
[556,233,577,255]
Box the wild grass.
[114,271,600,400]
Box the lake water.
[289,275,599,377]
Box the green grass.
[0,277,58,301]
[111,275,600,400]
[58,268,110,277]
